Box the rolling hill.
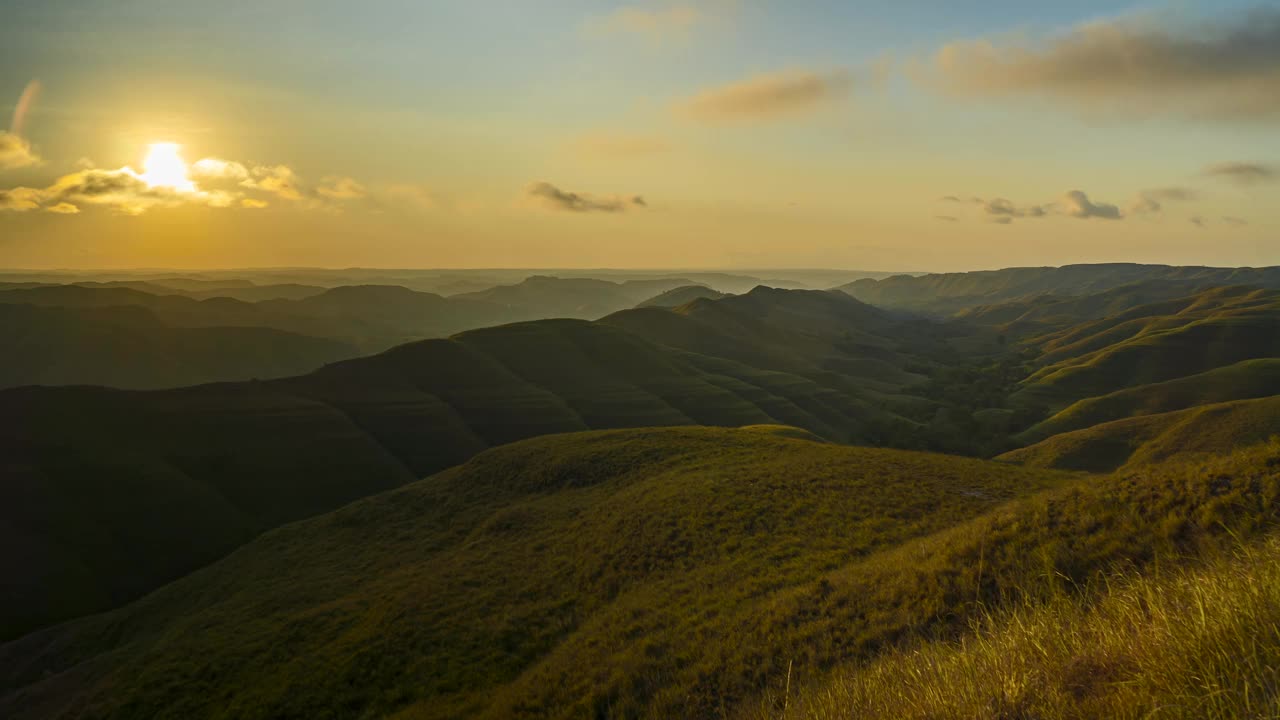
[0,426,1072,720]
[0,308,938,640]
[998,395,1280,472]
[839,263,1280,315]
[451,275,697,320]
[6,429,1280,719]
[0,303,357,389]
[636,284,728,308]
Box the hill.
[0,426,1071,720]
[451,275,696,320]
[839,263,1280,315]
[7,430,1280,719]
[636,284,728,308]
[1022,358,1280,441]
[998,396,1280,472]
[0,303,357,390]
[754,526,1280,720]
[0,313,927,640]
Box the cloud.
[1203,161,1277,185]
[1190,216,1207,228]
[1223,216,1249,226]
[918,8,1280,121]
[241,198,268,209]
[191,157,249,181]
[981,197,1049,222]
[934,215,959,222]
[523,182,647,213]
[0,131,40,169]
[1061,190,1122,220]
[317,176,367,200]
[45,202,79,214]
[242,165,305,201]
[1130,186,1198,213]
[0,187,41,211]
[591,5,701,39]
[675,70,852,123]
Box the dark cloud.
[524,182,647,213]
[1203,162,1277,185]
[1061,190,1122,220]
[676,70,852,123]
[982,197,1050,222]
[920,8,1280,121]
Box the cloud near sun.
[0,143,366,216]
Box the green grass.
[1022,358,1280,442]
[0,426,1071,720]
[1001,396,1280,472]
[747,533,1280,720]
[9,431,1280,719]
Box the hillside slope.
[0,303,357,389]
[999,396,1280,472]
[840,264,1280,314]
[7,431,1280,720]
[0,315,917,640]
[0,426,1070,720]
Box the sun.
[140,142,196,192]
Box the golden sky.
[2,1,1278,271]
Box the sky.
[0,0,1278,271]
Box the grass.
[1022,358,1280,442]
[0,426,1072,720]
[8,432,1280,719]
[1001,396,1280,472]
[747,533,1280,720]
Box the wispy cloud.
[523,182,647,213]
[917,7,1280,121]
[944,190,1126,223]
[1203,161,1277,185]
[0,131,40,170]
[1061,190,1122,220]
[317,176,367,200]
[1130,187,1198,214]
[675,70,852,123]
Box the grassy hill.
[636,284,728,308]
[0,426,1071,720]
[999,396,1280,472]
[1012,293,1280,412]
[6,430,1280,719]
[1022,358,1280,441]
[839,263,1280,315]
[753,529,1280,720]
[0,314,929,640]
[0,303,357,389]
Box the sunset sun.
[139,142,195,192]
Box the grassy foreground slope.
[8,432,1280,719]
[0,316,914,640]
[752,532,1280,720]
[999,396,1280,472]
[0,426,1070,720]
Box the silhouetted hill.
[7,429,1280,719]
[452,275,696,320]
[636,284,727,307]
[840,264,1280,315]
[0,303,357,389]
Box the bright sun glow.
[140,142,196,192]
